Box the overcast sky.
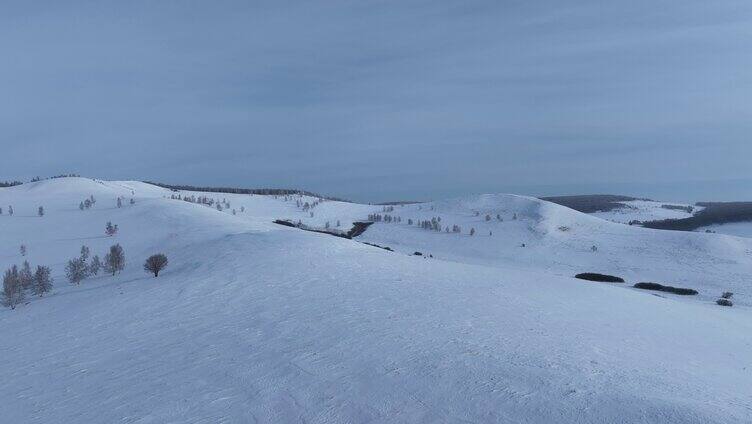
[1,1,751,202]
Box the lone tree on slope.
[38,206,44,217]
[104,244,126,276]
[31,265,53,297]
[2,265,24,309]
[19,244,26,256]
[143,254,168,277]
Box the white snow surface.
[590,199,699,224]
[699,222,752,239]
[1,178,751,423]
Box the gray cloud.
[1,0,751,202]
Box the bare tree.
[470,227,475,236]
[143,254,168,277]
[8,205,13,216]
[105,221,118,237]
[80,245,90,262]
[19,260,33,290]
[89,255,102,276]
[31,265,53,297]
[2,265,24,309]
[117,197,123,208]
[65,258,87,285]
[104,244,125,276]
[20,244,26,256]
[38,206,45,217]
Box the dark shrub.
[633,282,698,295]
[413,251,423,256]
[716,298,733,307]
[721,292,733,299]
[575,273,624,283]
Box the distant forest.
[541,195,641,213]
[1,174,81,187]
[641,202,752,231]
[144,181,349,202]
[543,194,752,231]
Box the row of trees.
[2,261,53,309]
[65,244,112,284]
[4,247,168,309]
[79,195,97,210]
[116,197,135,208]
[0,206,45,216]
[61,244,168,285]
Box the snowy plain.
[1,178,750,423]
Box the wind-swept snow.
[1,178,750,423]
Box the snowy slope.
[699,222,752,239]
[1,178,751,423]
[355,194,752,305]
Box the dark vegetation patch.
[633,282,698,295]
[273,219,297,228]
[362,242,393,252]
[541,195,641,213]
[273,220,373,240]
[642,202,752,231]
[146,181,348,202]
[574,273,625,283]
[413,251,423,256]
[716,298,733,307]
[347,221,374,238]
[660,204,694,213]
[376,200,424,206]
[0,180,23,187]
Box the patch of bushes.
[716,292,733,307]
[716,298,733,307]
[574,273,624,283]
[633,282,698,295]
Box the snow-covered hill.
[1,178,750,423]
[355,194,752,305]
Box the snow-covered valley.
[1,178,751,423]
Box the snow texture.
[1,178,750,423]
